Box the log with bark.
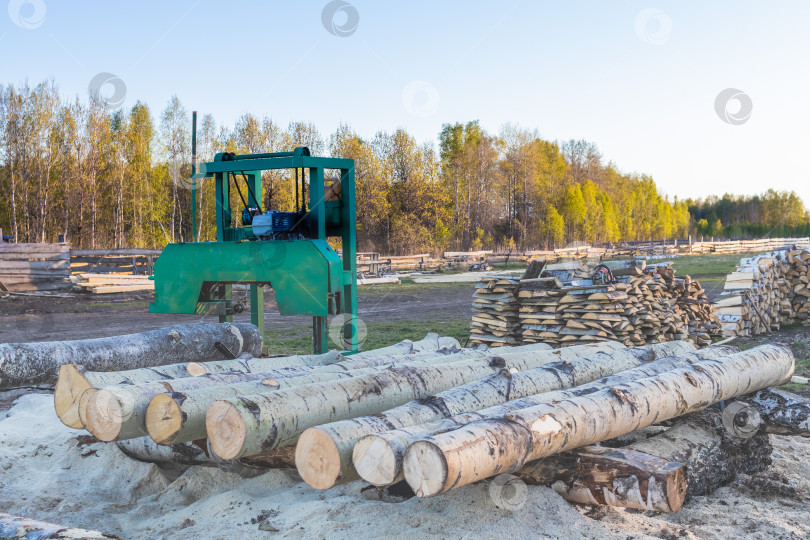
[185,350,342,375]
[145,342,571,446]
[206,342,622,461]
[352,344,738,488]
[0,513,116,539]
[53,351,333,430]
[517,446,688,513]
[518,407,773,512]
[88,344,482,443]
[116,437,296,470]
[748,387,810,436]
[1,323,263,390]
[401,344,792,497]
[296,341,695,489]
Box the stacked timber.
[786,247,810,320]
[72,273,154,294]
[518,261,718,348]
[0,242,70,291]
[715,251,793,336]
[469,276,521,347]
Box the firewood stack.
[716,250,799,336]
[469,276,521,347]
[786,247,810,321]
[517,261,718,348]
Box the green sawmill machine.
[149,112,359,353]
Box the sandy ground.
[1,392,808,540]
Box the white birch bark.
[401,344,794,497]
[296,341,693,489]
[3,322,262,389]
[205,342,626,460]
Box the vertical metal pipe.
[191,111,198,242]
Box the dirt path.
[0,283,475,343]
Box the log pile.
[515,260,718,348]
[54,332,809,516]
[715,247,810,336]
[400,344,793,498]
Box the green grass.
[669,252,761,277]
[357,279,473,297]
[262,317,471,356]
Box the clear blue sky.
[2,0,809,205]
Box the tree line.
[689,191,810,240]
[1,80,808,253]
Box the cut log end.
[295,427,342,489]
[206,400,247,460]
[145,393,183,445]
[77,388,99,429]
[186,362,208,377]
[84,389,123,442]
[402,441,447,498]
[353,435,400,486]
[53,364,91,429]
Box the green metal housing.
[149,146,359,353]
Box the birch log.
[146,343,575,447]
[0,513,115,539]
[93,356,451,442]
[86,345,490,442]
[353,345,737,487]
[296,342,692,489]
[206,342,624,460]
[54,351,332,430]
[146,360,475,446]
[116,437,296,469]
[184,333,458,375]
[1,323,262,389]
[185,350,343,376]
[402,344,794,497]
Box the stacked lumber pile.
[518,260,718,348]
[469,276,521,347]
[69,248,160,275]
[717,247,810,336]
[787,247,810,320]
[54,333,809,514]
[0,242,70,291]
[72,273,154,294]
